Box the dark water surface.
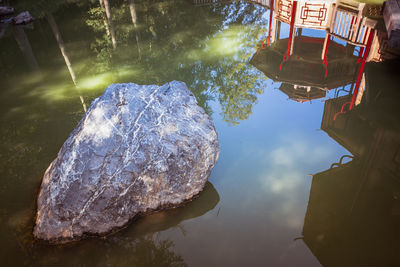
[0,0,399,266]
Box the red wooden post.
[349,29,374,110]
[280,0,297,71]
[286,1,297,59]
[323,34,331,78]
[323,34,331,66]
[267,0,275,46]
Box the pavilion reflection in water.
[250,34,358,102]
[193,0,400,265]
[246,0,400,103]
[238,0,400,263]
[302,59,400,266]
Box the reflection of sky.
[137,3,348,265]
[155,9,350,262]
[161,76,348,266]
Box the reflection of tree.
[158,1,266,124]
[102,0,117,48]
[46,12,87,112]
[98,0,111,37]
[12,26,40,72]
[31,232,187,266]
[86,5,114,73]
[187,2,267,124]
[5,214,188,266]
[83,0,267,123]
[46,13,77,85]
[213,62,264,125]
[100,234,187,267]
[85,1,127,73]
[129,0,141,57]
[10,0,269,125]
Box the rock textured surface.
[34,81,219,243]
[13,11,33,25]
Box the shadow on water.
[121,182,220,237]
[302,60,400,266]
[2,181,219,266]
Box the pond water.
[0,0,399,266]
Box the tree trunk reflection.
[12,26,40,72]
[129,0,141,58]
[46,13,87,112]
[103,0,117,49]
[99,0,111,37]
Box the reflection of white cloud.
[260,169,304,230]
[258,137,335,229]
[261,138,333,194]
[269,147,296,167]
[269,141,333,168]
[264,170,302,193]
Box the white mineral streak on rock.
[34,81,219,243]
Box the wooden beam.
[267,0,274,46]
[350,29,375,110]
[288,1,297,56]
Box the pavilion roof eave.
[250,46,358,89]
[252,64,356,90]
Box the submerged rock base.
[34,81,219,243]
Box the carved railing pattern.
[276,0,293,24]
[295,2,331,29]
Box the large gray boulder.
[34,81,219,243]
